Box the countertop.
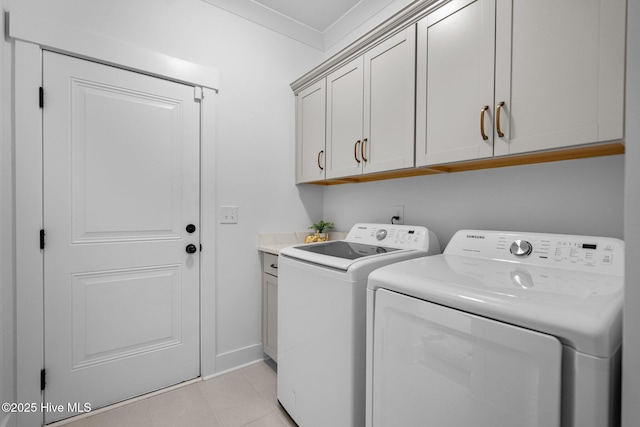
[258,231,347,255]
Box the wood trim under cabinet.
[300,141,624,186]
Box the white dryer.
[278,223,440,427]
[366,230,624,427]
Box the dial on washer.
[510,239,533,257]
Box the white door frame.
[12,16,219,427]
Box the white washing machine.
[278,223,441,427]
[366,230,624,427]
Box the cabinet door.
[493,0,625,156]
[416,0,496,166]
[296,80,326,183]
[262,253,278,361]
[263,273,278,361]
[363,26,416,174]
[326,56,364,179]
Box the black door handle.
[186,224,196,233]
[186,244,198,254]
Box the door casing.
[13,37,218,427]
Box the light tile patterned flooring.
[62,360,298,427]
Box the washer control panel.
[446,230,623,274]
[510,240,533,257]
[345,223,437,250]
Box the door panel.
[296,80,326,183]
[326,56,364,179]
[71,79,183,242]
[416,0,495,166]
[493,0,626,155]
[363,27,416,174]
[43,52,200,423]
[264,274,278,360]
[71,266,182,369]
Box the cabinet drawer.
[264,253,278,277]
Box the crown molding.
[290,0,449,93]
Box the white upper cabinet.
[326,56,365,179]
[363,26,416,174]
[295,79,326,184]
[416,0,626,166]
[416,0,495,165]
[326,26,416,179]
[293,0,625,183]
[493,0,625,156]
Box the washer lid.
[294,241,401,259]
[280,242,414,271]
[368,254,623,358]
[279,223,441,271]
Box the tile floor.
[61,360,297,427]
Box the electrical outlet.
[392,205,404,225]
[220,206,238,224]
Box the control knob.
[510,240,533,257]
[376,229,387,241]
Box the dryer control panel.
[445,230,624,275]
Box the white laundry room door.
[42,51,201,423]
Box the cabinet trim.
[301,141,624,185]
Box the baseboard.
[212,343,264,378]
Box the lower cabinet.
[262,252,278,362]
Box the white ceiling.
[201,0,400,51]
[254,0,362,32]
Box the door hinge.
[39,87,44,108]
[40,229,45,249]
[194,86,204,101]
[40,369,46,391]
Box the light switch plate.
[220,206,238,224]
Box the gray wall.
[2,0,325,388]
[323,155,625,248]
[1,1,636,425]
[623,0,640,425]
